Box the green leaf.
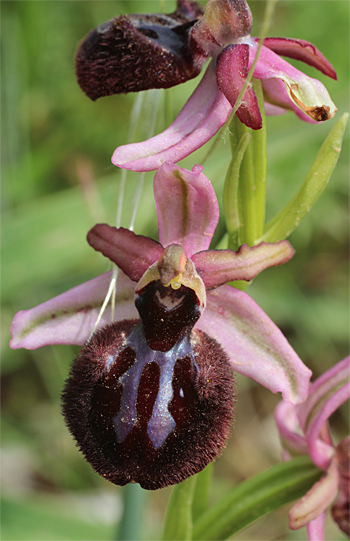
[261,113,349,243]
[163,476,196,541]
[192,456,322,540]
[192,464,213,523]
[118,484,146,541]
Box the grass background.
[1,1,349,539]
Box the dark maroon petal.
[216,44,262,130]
[62,321,235,490]
[87,224,163,282]
[76,4,203,101]
[255,37,337,80]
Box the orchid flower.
[104,0,338,172]
[11,163,312,489]
[275,357,350,540]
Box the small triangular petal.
[256,37,337,80]
[154,163,219,256]
[216,43,262,129]
[289,458,339,530]
[9,272,137,349]
[191,241,294,289]
[112,63,231,172]
[197,285,312,404]
[87,225,163,282]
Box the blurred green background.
[1,1,349,540]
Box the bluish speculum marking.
[113,280,201,449]
[113,324,195,448]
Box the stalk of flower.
[275,357,350,540]
[10,162,312,490]
[73,0,338,171]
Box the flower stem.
[223,128,251,250]
[117,484,146,541]
[235,117,258,247]
[251,79,267,238]
[192,464,213,522]
[163,476,196,541]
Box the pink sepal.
[197,285,312,404]
[264,102,286,116]
[154,163,219,256]
[111,62,231,172]
[9,271,137,349]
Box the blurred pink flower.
[275,357,350,540]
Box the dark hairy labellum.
[62,280,235,490]
[76,0,204,100]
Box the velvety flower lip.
[275,356,350,540]
[112,0,337,172]
[75,0,205,100]
[10,162,311,405]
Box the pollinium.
[62,273,235,490]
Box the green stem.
[235,118,257,247]
[223,128,251,251]
[192,464,213,523]
[163,476,196,541]
[118,484,146,541]
[251,79,267,237]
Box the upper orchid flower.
[103,0,338,171]
[10,163,311,489]
[275,357,350,540]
